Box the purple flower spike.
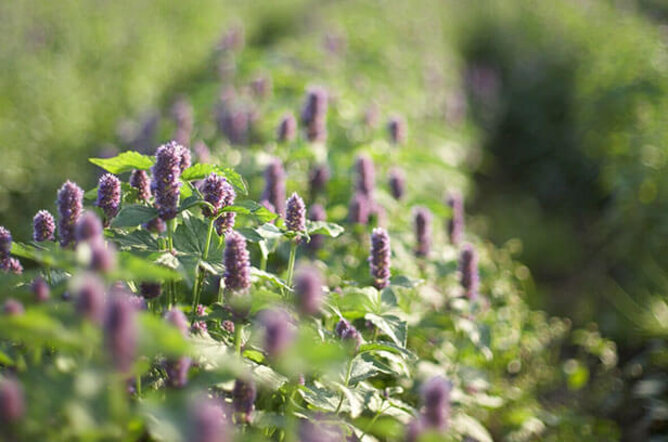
[348,193,369,225]
[335,319,362,352]
[414,207,432,258]
[299,417,344,442]
[0,226,12,260]
[277,113,297,143]
[140,282,161,300]
[308,204,326,252]
[420,377,451,430]
[215,179,236,236]
[189,396,231,442]
[223,232,251,292]
[355,155,375,197]
[57,180,84,247]
[90,241,117,274]
[0,377,25,423]
[262,158,286,216]
[388,168,406,201]
[459,244,479,301]
[171,97,194,146]
[259,309,295,360]
[201,173,228,218]
[1,258,23,275]
[3,299,24,316]
[33,210,56,242]
[447,193,464,246]
[96,173,121,224]
[370,228,391,289]
[165,308,189,336]
[300,86,328,142]
[387,115,406,145]
[151,142,184,221]
[143,217,166,233]
[294,266,324,316]
[165,308,191,387]
[192,304,208,334]
[32,277,50,302]
[104,294,137,373]
[286,192,306,232]
[75,212,104,244]
[129,169,152,202]
[179,146,192,173]
[232,378,257,423]
[309,164,330,197]
[405,418,424,442]
[75,274,106,324]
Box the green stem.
[286,240,298,288]
[166,219,177,308]
[335,357,355,414]
[234,323,243,356]
[136,374,142,396]
[260,254,268,272]
[203,218,215,261]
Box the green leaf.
[365,313,407,348]
[222,201,277,224]
[114,252,181,282]
[239,223,283,243]
[306,221,344,238]
[251,268,291,291]
[347,357,383,385]
[181,164,247,194]
[111,205,158,228]
[390,275,423,288]
[11,242,77,270]
[89,151,154,174]
[138,314,189,358]
[451,413,493,442]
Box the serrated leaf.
[365,314,407,348]
[11,242,77,270]
[89,151,154,174]
[251,267,291,291]
[390,275,424,288]
[306,221,344,238]
[111,205,158,228]
[347,357,383,385]
[181,164,247,194]
[222,201,277,223]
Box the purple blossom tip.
[414,207,432,257]
[460,244,479,301]
[370,228,391,289]
[447,193,464,246]
[0,226,11,260]
[355,155,375,197]
[151,142,184,220]
[57,180,84,247]
[262,159,286,216]
[165,308,189,337]
[140,282,161,300]
[33,210,56,242]
[259,308,295,359]
[32,277,50,302]
[104,294,138,373]
[189,396,231,442]
[348,193,369,225]
[0,258,23,275]
[301,86,328,142]
[309,164,330,197]
[223,231,251,293]
[388,168,406,200]
[75,212,104,244]
[232,378,256,423]
[294,266,324,316]
[387,115,406,145]
[129,169,152,202]
[286,192,306,232]
[277,113,297,143]
[3,299,24,316]
[335,319,362,352]
[143,217,166,233]
[75,274,106,324]
[0,377,25,423]
[96,173,121,224]
[90,240,117,273]
[201,173,229,218]
[420,377,451,430]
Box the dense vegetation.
[1,0,667,440]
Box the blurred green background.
[1,0,668,435]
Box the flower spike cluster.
[286,192,306,232]
[33,210,56,242]
[370,228,391,289]
[96,173,121,225]
[223,231,251,292]
[57,180,84,247]
[151,141,185,221]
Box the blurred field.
[1,0,668,437]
